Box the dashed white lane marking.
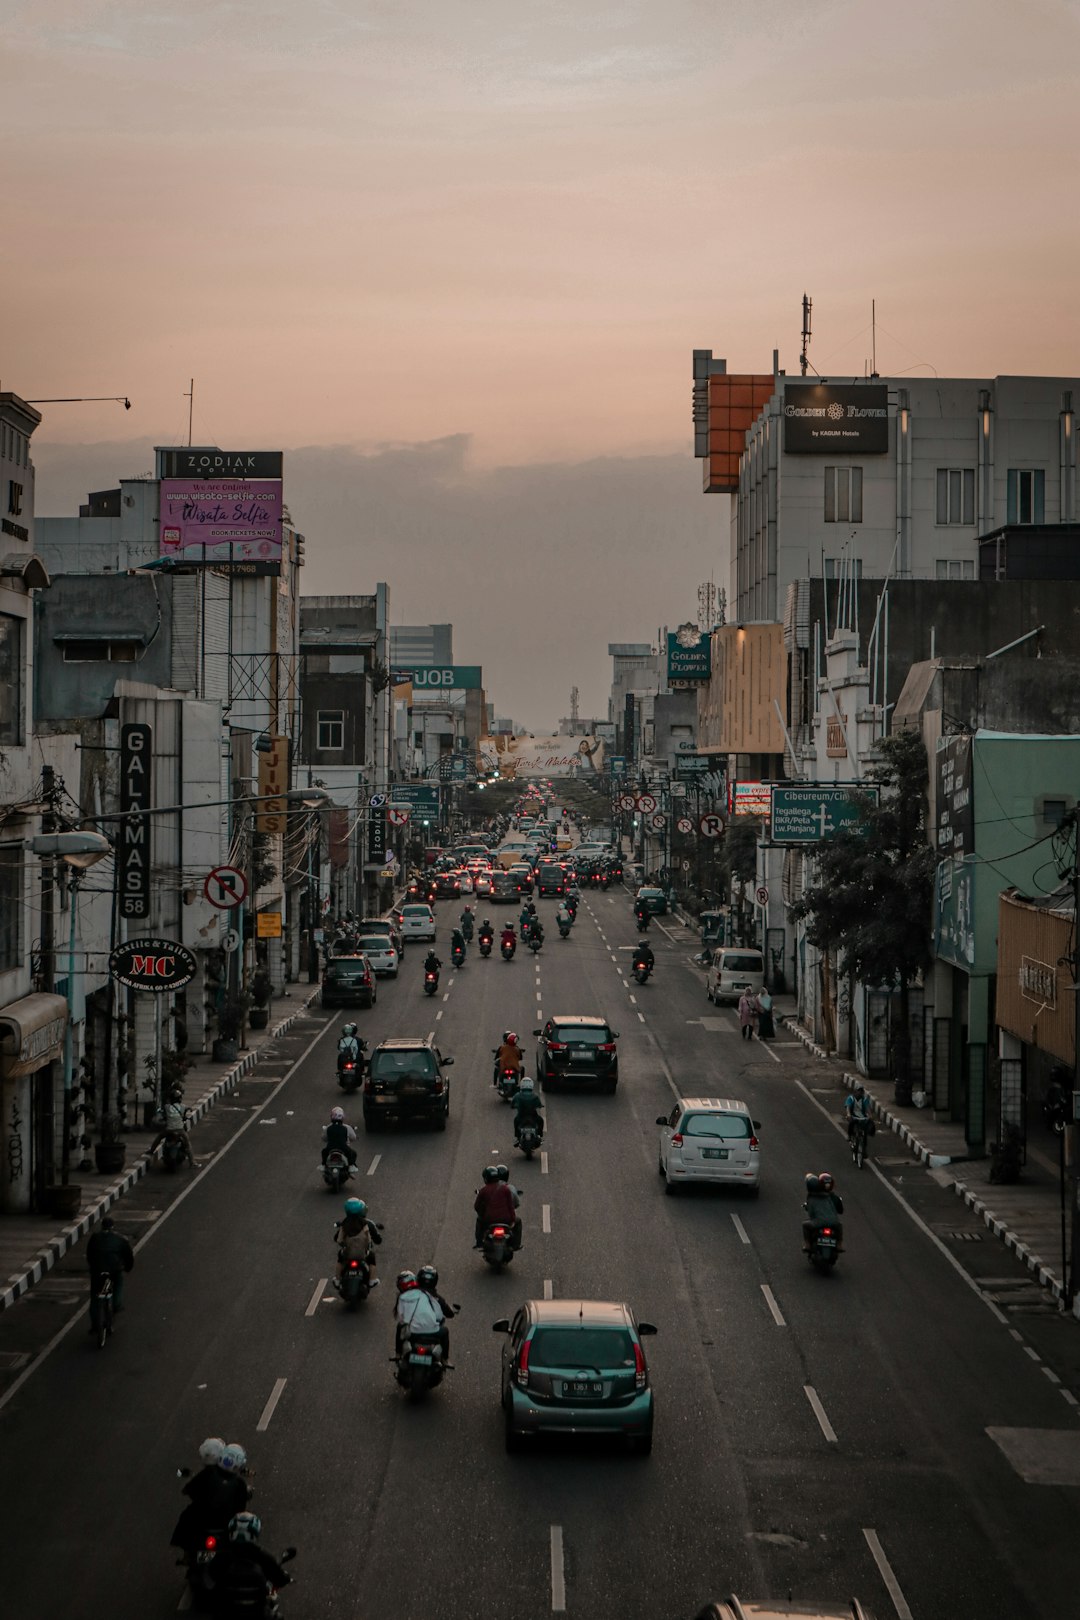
[1009,1327,1024,1341]
[426,1029,435,1042]
[550,1525,566,1612]
[256,1377,287,1432]
[803,1385,837,1443]
[536,991,543,1001]
[541,1151,549,1174]
[366,1153,381,1176]
[629,994,637,1005]
[863,1528,914,1620]
[1043,1366,1062,1384]
[305,1280,327,1318]
[1060,1389,1078,1406]
[730,1214,751,1245]
[442,992,449,1002]
[761,1285,786,1327]
[543,1278,553,1300]
[637,1012,645,1023]
[542,1204,551,1234]
[435,1010,443,1021]
[177,1588,192,1611]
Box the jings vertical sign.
[120,722,152,919]
[257,737,289,834]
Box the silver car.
[357,934,399,978]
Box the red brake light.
[433,1079,444,1095]
[492,1226,508,1236]
[348,1261,360,1270]
[821,1226,833,1236]
[671,1132,684,1146]
[204,1535,218,1551]
[633,1341,647,1390]
[548,1041,567,1052]
[516,1337,531,1387]
[749,1135,759,1150]
[599,1042,616,1052]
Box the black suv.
[363,1038,453,1131]
[534,1016,619,1093]
[536,861,567,898]
[321,954,376,1009]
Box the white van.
[706,948,765,1006]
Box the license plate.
[817,1236,837,1250]
[562,1379,603,1397]
[409,1352,433,1365]
[702,1147,729,1159]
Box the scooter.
[481,1223,514,1270]
[516,1122,541,1159]
[632,960,651,985]
[336,1255,372,1309]
[495,1068,520,1104]
[500,936,516,961]
[635,913,650,932]
[460,915,474,943]
[337,1041,367,1093]
[160,1128,193,1172]
[478,932,493,958]
[322,1149,355,1191]
[198,1544,297,1616]
[527,930,543,955]
[451,943,466,969]
[565,895,579,921]
[557,918,572,939]
[393,1316,459,1401]
[423,969,439,996]
[806,1224,840,1272]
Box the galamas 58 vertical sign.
[119,722,152,919]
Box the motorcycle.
[322,1149,355,1191]
[337,1041,367,1093]
[632,960,652,985]
[565,895,579,921]
[160,1126,193,1173]
[460,914,474,943]
[500,936,516,962]
[451,943,466,969]
[557,918,572,939]
[635,912,650,932]
[337,1256,372,1309]
[478,932,493,958]
[199,1544,297,1617]
[496,1068,520,1104]
[481,1222,514,1269]
[423,969,439,996]
[394,1319,458,1401]
[527,929,543,955]
[516,1122,541,1159]
[807,1224,840,1272]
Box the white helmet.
[519,1077,534,1092]
[199,1437,225,1467]
[219,1442,247,1473]
[330,1107,345,1122]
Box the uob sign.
[120,723,152,919]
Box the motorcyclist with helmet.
[495,1163,523,1253]
[474,1165,518,1248]
[500,922,517,956]
[321,1107,358,1169]
[416,1263,456,1359]
[170,1441,251,1563]
[333,1196,381,1286]
[204,1512,291,1615]
[493,1030,524,1087]
[393,1269,446,1357]
[802,1171,844,1250]
[518,902,532,939]
[511,1077,544,1147]
[632,938,655,975]
[459,906,474,943]
[634,897,650,928]
[450,926,467,963]
[478,916,495,949]
[337,1022,365,1077]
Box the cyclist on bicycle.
[844,1084,873,1139]
[86,1217,134,1334]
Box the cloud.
[33,433,721,729]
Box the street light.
[30,831,112,1188]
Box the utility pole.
[1068,810,1080,1308]
[38,766,57,1204]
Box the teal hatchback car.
[493,1299,657,1455]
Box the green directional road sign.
[389,783,440,814]
[770,783,877,843]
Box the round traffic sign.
[388,807,410,827]
[676,816,694,835]
[699,813,725,839]
[649,811,666,831]
[756,885,769,906]
[618,794,635,812]
[222,929,241,954]
[637,793,657,814]
[681,858,691,871]
[204,865,248,909]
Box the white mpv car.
[396,903,436,943]
[656,1096,761,1195]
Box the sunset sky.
[8,0,1079,725]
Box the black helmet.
[417,1264,439,1289]
[495,1164,509,1181]
[818,1171,835,1193]
[482,1165,499,1183]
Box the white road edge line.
[366,1153,381,1176]
[550,1524,566,1612]
[0,1009,338,1417]
[803,1384,837,1443]
[256,1376,287,1432]
[305,1279,327,1318]
[760,1040,782,1065]
[789,1072,1011,1327]
[543,1278,553,1300]
[542,1204,551,1234]
[541,1151,549,1175]
[761,1284,786,1327]
[863,1527,914,1620]
[730,1214,751,1245]
[177,1587,193,1610]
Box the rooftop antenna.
[871,299,877,378]
[184,378,194,446]
[569,685,579,725]
[800,294,813,377]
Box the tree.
[790,729,935,1101]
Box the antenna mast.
[184,378,195,446]
[800,294,813,377]
[569,685,579,726]
[872,299,877,377]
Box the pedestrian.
[738,990,755,1041]
[756,986,775,1041]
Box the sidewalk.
[0,987,319,1311]
[776,994,1077,1317]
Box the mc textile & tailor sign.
[109,938,197,993]
[159,478,283,571]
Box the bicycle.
[92,1275,114,1349]
[849,1116,871,1170]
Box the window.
[824,558,864,581]
[317,710,344,750]
[1007,469,1045,525]
[0,614,24,745]
[824,467,863,523]
[61,640,139,662]
[936,468,975,525]
[7,481,22,517]
[1040,798,1069,829]
[0,844,20,970]
[935,560,976,580]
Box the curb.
[0,992,319,1312]
[781,1013,1068,1308]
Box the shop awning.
[0,993,68,1078]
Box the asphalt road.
[1,880,1079,1620]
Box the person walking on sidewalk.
[755,987,775,1041]
[738,990,755,1040]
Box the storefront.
[995,888,1075,1158]
[0,993,68,1214]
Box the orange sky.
[7,0,1079,467]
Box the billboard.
[667,630,711,684]
[159,477,283,572]
[729,780,772,818]
[119,722,152,920]
[159,448,283,479]
[480,735,607,778]
[392,665,482,691]
[782,384,889,454]
[936,734,974,857]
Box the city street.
[1,887,1078,1620]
